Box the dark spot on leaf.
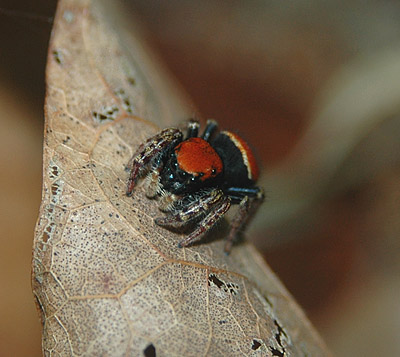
[92,111,108,121]
[51,166,59,177]
[252,339,262,350]
[143,343,156,357]
[42,231,50,243]
[127,77,136,86]
[263,294,273,307]
[51,182,59,196]
[115,88,134,114]
[52,50,63,64]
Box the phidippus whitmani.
[127,119,264,253]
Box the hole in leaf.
[208,273,239,295]
[208,273,224,289]
[274,319,287,349]
[252,339,262,350]
[269,346,284,356]
[143,343,156,357]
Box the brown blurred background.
[1,0,400,355]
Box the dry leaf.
[32,0,330,355]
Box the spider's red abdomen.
[175,137,223,181]
[222,131,259,181]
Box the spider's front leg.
[155,188,231,248]
[126,128,182,196]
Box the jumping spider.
[126,119,264,253]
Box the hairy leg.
[126,128,182,195]
[178,195,231,248]
[224,188,264,253]
[155,189,227,228]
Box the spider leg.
[178,194,231,248]
[155,188,232,248]
[144,154,165,198]
[155,189,227,228]
[126,128,183,196]
[224,187,264,253]
[224,186,264,202]
[186,119,200,138]
[158,191,180,212]
[201,119,218,141]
